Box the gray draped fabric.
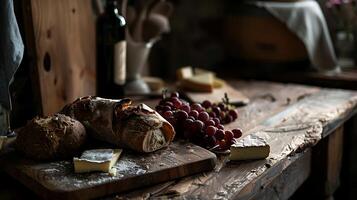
[0,0,24,110]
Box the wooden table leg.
[291,126,344,200]
[325,126,344,199]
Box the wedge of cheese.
[180,73,215,92]
[177,66,224,91]
[229,133,270,161]
[73,149,122,174]
[194,67,216,77]
[176,66,194,80]
[142,76,164,91]
[195,67,225,88]
[213,77,225,88]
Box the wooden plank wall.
[23,0,97,115]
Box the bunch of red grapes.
[155,92,243,151]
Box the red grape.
[171,92,179,98]
[229,109,238,120]
[183,119,194,138]
[219,111,226,119]
[162,110,173,119]
[172,98,182,109]
[170,97,179,102]
[216,139,228,150]
[218,103,226,110]
[162,105,171,112]
[205,119,215,127]
[213,118,220,126]
[206,125,217,137]
[191,103,204,112]
[224,130,234,145]
[164,101,174,108]
[189,110,199,119]
[214,129,225,140]
[217,124,224,130]
[202,100,212,109]
[175,110,188,121]
[225,115,233,123]
[193,120,204,132]
[198,112,209,122]
[212,106,221,115]
[232,129,243,138]
[184,118,194,130]
[204,135,217,148]
[181,104,191,113]
[208,112,216,118]
[167,117,177,128]
[188,116,195,121]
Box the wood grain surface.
[118,81,357,199]
[23,0,97,115]
[1,81,357,199]
[0,142,216,200]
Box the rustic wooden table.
[1,80,357,200]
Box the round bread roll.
[16,114,87,161]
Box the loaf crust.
[15,114,87,160]
[61,96,175,152]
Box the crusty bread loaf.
[15,114,87,161]
[61,96,175,153]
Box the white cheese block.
[194,67,215,75]
[142,76,164,91]
[177,66,224,89]
[73,149,122,174]
[176,66,194,80]
[180,73,215,92]
[229,133,270,161]
[213,77,225,88]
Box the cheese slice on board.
[213,77,225,88]
[142,76,164,92]
[176,66,194,80]
[194,67,216,76]
[180,73,214,92]
[73,149,122,174]
[176,66,224,90]
[229,133,270,161]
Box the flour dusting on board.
[80,149,114,162]
[7,142,217,195]
[20,157,147,191]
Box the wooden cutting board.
[184,83,250,106]
[0,142,216,200]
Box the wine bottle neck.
[105,0,123,15]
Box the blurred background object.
[124,0,173,95]
[253,0,339,72]
[324,0,357,68]
[10,0,357,124]
[0,0,24,135]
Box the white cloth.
[254,0,339,72]
[0,0,24,110]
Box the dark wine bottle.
[96,0,126,98]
